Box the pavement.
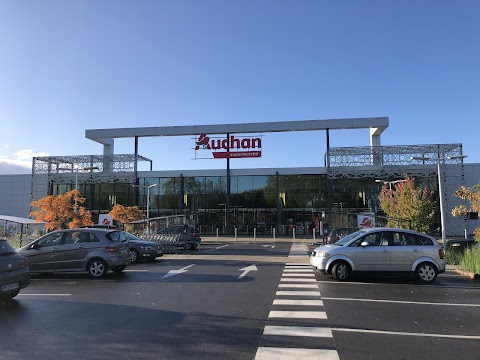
[202,235,323,244]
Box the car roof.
[357,227,434,237]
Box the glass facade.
[51,173,438,236]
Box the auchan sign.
[194,134,262,159]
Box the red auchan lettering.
[195,134,262,159]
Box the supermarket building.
[1,117,479,237]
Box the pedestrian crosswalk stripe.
[255,347,340,360]
[263,325,333,338]
[273,299,323,306]
[276,290,321,296]
[269,310,327,319]
[283,269,314,272]
[278,284,318,288]
[285,263,310,266]
[280,277,316,282]
[281,273,315,277]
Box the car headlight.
[316,252,330,258]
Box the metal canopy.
[85,117,389,155]
[0,215,41,225]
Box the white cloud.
[15,149,49,160]
[0,148,50,174]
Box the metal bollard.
[273,228,276,239]
[254,228,256,242]
[293,228,296,240]
[235,227,238,242]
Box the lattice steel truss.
[31,154,152,201]
[326,143,466,236]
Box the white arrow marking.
[162,264,195,279]
[238,264,258,279]
[262,245,275,249]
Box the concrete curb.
[454,267,480,280]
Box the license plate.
[1,283,19,292]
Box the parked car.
[445,238,478,252]
[0,239,30,300]
[156,225,201,250]
[121,231,163,263]
[17,228,131,279]
[310,227,445,283]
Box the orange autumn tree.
[108,204,145,224]
[30,189,93,231]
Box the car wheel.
[332,261,351,281]
[87,259,108,278]
[0,289,20,301]
[112,265,126,273]
[415,262,438,283]
[130,248,140,263]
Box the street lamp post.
[219,203,227,233]
[411,155,467,249]
[58,166,99,210]
[132,184,158,219]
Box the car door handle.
[413,249,419,252]
[51,248,58,252]
[382,249,389,253]
[77,246,85,249]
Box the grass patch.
[444,248,464,265]
[459,246,480,274]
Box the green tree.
[378,177,435,233]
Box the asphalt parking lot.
[1,241,479,360]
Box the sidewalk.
[202,235,322,244]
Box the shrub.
[459,246,480,274]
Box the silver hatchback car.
[310,227,445,283]
[18,228,131,278]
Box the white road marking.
[332,328,480,340]
[18,294,71,296]
[238,264,258,279]
[124,269,149,272]
[215,245,229,250]
[255,347,339,360]
[278,284,319,288]
[283,269,314,273]
[280,278,316,282]
[273,299,324,306]
[276,290,321,296]
[281,273,315,277]
[269,310,327,319]
[263,325,333,338]
[285,263,310,266]
[314,280,480,289]
[322,297,480,307]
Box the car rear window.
[106,231,126,242]
[416,235,434,246]
[0,240,16,255]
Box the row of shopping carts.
[142,233,187,254]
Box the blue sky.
[1,0,479,174]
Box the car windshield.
[106,231,127,242]
[122,231,141,241]
[0,240,17,256]
[334,230,365,246]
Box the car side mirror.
[360,241,369,247]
